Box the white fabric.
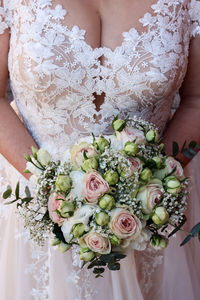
[0,0,200,299]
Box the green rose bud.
[55,175,72,193]
[152,157,163,169]
[152,207,169,225]
[58,201,74,218]
[57,242,71,253]
[146,130,159,143]
[37,148,51,166]
[165,176,181,194]
[79,248,95,262]
[104,169,119,185]
[95,212,110,226]
[82,157,99,172]
[96,136,110,153]
[140,168,152,181]
[73,223,85,238]
[165,176,181,188]
[150,234,168,250]
[51,237,61,246]
[112,119,126,132]
[110,234,121,246]
[98,194,115,210]
[124,141,139,156]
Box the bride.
[0,0,200,299]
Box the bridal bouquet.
[3,116,194,277]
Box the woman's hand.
[163,36,200,167]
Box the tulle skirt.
[0,153,199,300]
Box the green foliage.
[3,186,12,199]
[180,222,200,246]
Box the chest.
[9,0,190,103]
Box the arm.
[162,36,200,166]
[0,28,38,178]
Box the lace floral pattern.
[0,0,200,299]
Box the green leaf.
[107,262,120,271]
[87,260,106,269]
[25,186,32,198]
[181,140,187,152]
[31,146,38,158]
[24,169,31,173]
[182,149,193,159]
[172,141,179,157]
[15,182,20,199]
[93,267,105,274]
[168,216,187,238]
[112,252,126,260]
[99,254,115,263]
[83,150,88,160]
[53,224,66,244]
[190,222,200,237]
[188,141,197,149]
[180,234,192,246]
[3,187,12,199]
[21,197,34,204]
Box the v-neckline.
[48,0,163,54]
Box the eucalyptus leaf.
[99,254,115,263]
[93,267,105,274]
[15,182,20,199]
[172,141,179,157]
[112,252,126,260]
[25,186,32,198]
[107,262,120,271]
[3,188,12,199]
[188,141,197,149]
[190,222,200,237]
[180,234,192,246]
[182,149,193,159]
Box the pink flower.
[166,157,184,179]
[70,142,98,168]
[48,193,65,225]
[110,208,142,239]
[137,182,163,214]
[127,157,142,173]
[116,127,146,145]
[83,232,111,254]
[82,171,109,204]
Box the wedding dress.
[0,1,200,299]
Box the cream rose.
[82,171,109,204]
[116,127,146,146]
[83,232,111,254]
[70,142,98,168]
[48,193,65,225]
[127,157,142,173]
[110,208,142,239]
[136,182,163,214]
[165,157,184,179]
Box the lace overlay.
[0,1,200,299]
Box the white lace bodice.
[1,0,200,157]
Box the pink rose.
[166,157,184,179]
[82,171,109,204]
[136,182,163,214]
[127,157,142,173]
[83,232,111,254]
[110,208,142,239]
[116,127,146,145]
[70,142,98,168]
[48,193,65,225]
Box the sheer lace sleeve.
[189,0,200,37]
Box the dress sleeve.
[0,1,9,35]
[189,0,200,38]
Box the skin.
[0,0,199,178]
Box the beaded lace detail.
[0,0,200,299]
